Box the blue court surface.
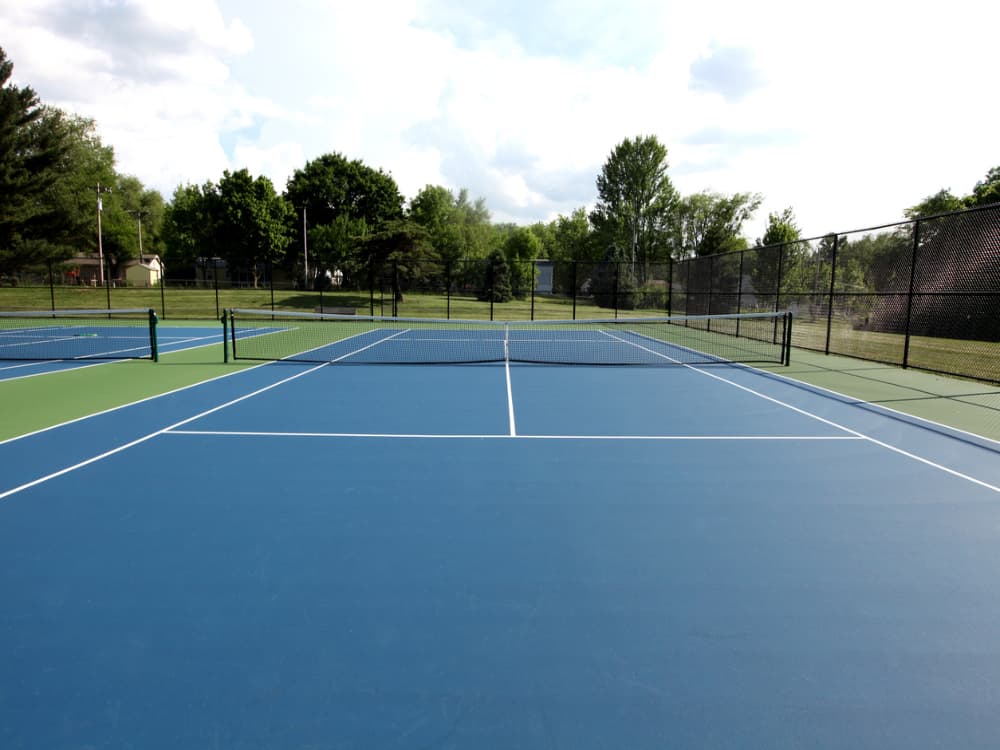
[2,354,999,748]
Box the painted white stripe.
[503,352,517,437]
[164,429,864,441]
[601,330,1000,493]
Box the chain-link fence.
[2,204,997,382]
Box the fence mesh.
[1,205,998,382]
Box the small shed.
[125,255,164,287]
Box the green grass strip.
[0,339,254,442]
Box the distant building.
[64,253,164,286]
[535,261,553,294]
[124,255,164,287]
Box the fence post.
[161,273,167,319]
[268,259,275,318]
[47,260,55,312]
[368,258,375,316]
[572,261,577,320]
[446,262,452,320]
[530,260,536,321]
[736,251,745,336]
[213,263,219,319]
[824,234,839,355]
[707,255,715,330]
[613,262,619,319]
[105,255,112,311]
[902,219,921,369]
[666,256,673,316]
[774,245,784,313]
[392,259,399,318]
[685,260,691,318]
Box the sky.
[2,0,998,240]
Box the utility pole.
[303,207,309,288]
[128,209,148,256]
[94,183,112,286]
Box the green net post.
[784,312,793,366]
[221,309,229,363]
[148,308,159,362]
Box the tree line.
[2,45,997,307]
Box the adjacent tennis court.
[1,311,998,749]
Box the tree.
[590,135,677,283]
[503,226,542,297]
[751,208,804,303]
[478,248,513,302]
[589,242,639,310]
[217,169,292,287]
[967,166,1000,208]
[409,184,466,267]
[905,189,965,220]
[0,48,70,273]
[674,190,762,258]
[354,219,436,303]
[162,182,221,280]
[545,208,596,294]
[285,152,403,266]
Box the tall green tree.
[905,189,965,220]
[98,175,165,276]
[967,166,1000,208]
[409,184,465,267]
[547,207,596,294]
[503,226,542,297]
[39,110,116,261]
[162,182,221,280]
[0,48,70,272]
[217,169,292,287]
[590,135,678,282]
[751,207,804,301]
[674,191,762,258]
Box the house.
[64,254,164,286]
[124,255,164,287]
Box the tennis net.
[227,309,792,366]
[0,309,159,362]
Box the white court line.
[0,330,409,500]
[165,429,865,441]
[504,330,516,436]
[601,329,1000,494]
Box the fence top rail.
[0,308,153,317]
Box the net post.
[784,311,793,366]
[228,309,238,359]
[221,309,229,363]
[148,308,159,362]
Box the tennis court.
[0,309,222,382]
[2,311,999,749]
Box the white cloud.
[1,0,998,240]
